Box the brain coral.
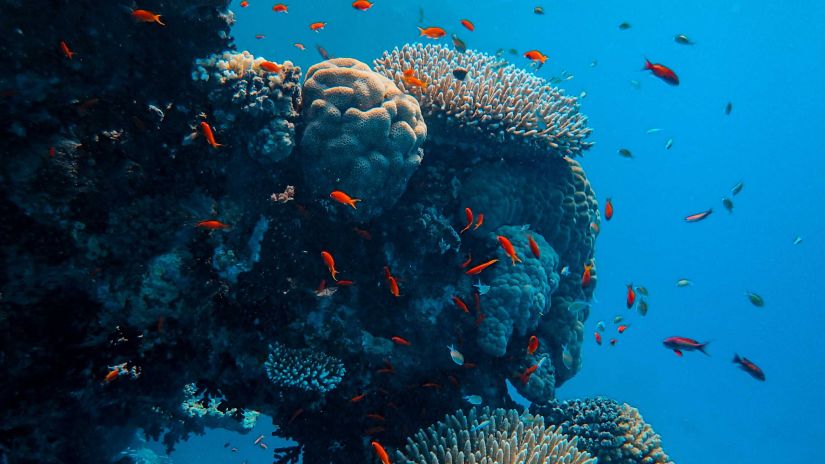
[373,43,592,158]
[400,407,596,464]
[300,58,427,220]
[264,341,346,394]
[193,50,301,164]
[534,398,673,464]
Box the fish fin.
[698,342,710,356]
[674,349,683,357]
[733,353,741,364]
[642,58,652,70]
[417,27,425,36]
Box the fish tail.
[642,58,652,70]
[155,15,165,26]
[350,198,361,209]
[418,27,425,36]
[732,354,741,364]
[698,342,710,356]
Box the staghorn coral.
[264,341,346,394]
[300,58,427,220]
[400,407,596,464]
[534,398,673,464]
[193,50,301,164]
[373,43,592,158]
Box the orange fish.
[321,251,339,281]
[465,259,498,275]
[131,9,165,26]
[644,59,679,86]
[391,336,411,346]
[527,335,539,355]
[371,441,391,464]
[402,70,428,89]
[196,220,230,230]
[452,296,469,313]
[350,393,367,402]
[367,413,385,421]
[460,19,475,31]
[594,332,602,345]
[524,50,548,64]
[385,270,400,297]
[618,325,629,334]
[684,209,713,222]
[474,213,484,230]
[497,236,522,265]
[272,4,288,12]
[581,264,592,288]
[310,22,326,31]
[336,280,355,286]
[418,26,446,39]
[255,34,266,39]
[259,61,281,73]
[59,40,75,59]
[460,207,473,234]
[527,235,540,258]
[605,198,613,220]
[460,254,472,268]
[294,42,305,50]
[240,0,249,6]
[590,222,600,234]
[199,121,221,149]
[626,284,636,309]
[104,367,120,383]
[421,382,441,389]
[330,190,360,208]
[519,364,539,385]
[353,227,372,241]
[352,0,373,10]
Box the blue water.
[172,0,825,462]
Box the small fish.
[321,251,339,280]
[200,121,221,148]
[367,413,385,421]
[350,393,367,402]
[793,236,803,245]
[391,336,411,346]
[635,286,649,296]
[474,214,484,230]
[610,338,617,346]
[371,441,391,464]
[452,296,469,313]
[240,1,248,6]
[629,79,641,89]
[49,146,56,157]
[465,259,498,276]
[533,6,544,15]
[590,59,598,68]
[646,128,663,134]
[676,279,692,287]
[259,61,281,73]
[637,299,648,316]
[330,190,361,208]
[745,291,764,307]
[519,362,540,385]
[460,254,472,268]
[662,336,709,357]
[725,102,733,115]
[352,0,373,10]
[460,207,473,234]
[294,42,305,50]
[596,321,605,332]
[196,220,230,230]
[580,91,587,99]
[665,138,673,150]
[581,264,592,288]
[568,301,590,318]
[731,181,744,196]
[254,435,264,445]
[723,197,734,213]
[131,9,165,25]
[256,34,266,39]
[419,26,446,39]
[618,22,631,30]
[448,344,464,366]
[590,222,600,234]
[460,19,474,31]
[618,148,633,158]
[524,50,548,65]
[527,335,539,355]
[336,280,355,286]
[684,209,713,222]
[418,7,424,23]
[674,34,694,45]
[463,395,482,405]
[316,44,331,60]
[353,227,372,241]
[561,344,574,369]
[471,420,491,432]
[618,325,629,334]
[644,59,679,86]
[384,268,400,297]
[604,198,613,220]
[272,4,288,13]
[560,265,570,277]
[733,354,766,381]
[452,68,468,80]
[451,34,467,53]
[613,315,624,324]
[402,69,428,89]
[594,332,602,345]
[497,236,522,265]
[527,235,540,258]
[104,367,120,383]
[473,279,490,295]
[310,22,327,31]
[626,284,636,309]
[59,40,75,59]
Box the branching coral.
[400,407,596,464]
[373,43,592,158]
[534,398,673,464]
[264,341,346,394]
[180,383,260,433]
[300,58,427,220]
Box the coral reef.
[264,341,346,393]
[400,407,596,464]
[373,43,593,159]
[534,398,673,464]
[300,58,427,220]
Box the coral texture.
[300,58,427,219]
[534,398,673,464]
[264,342,346,393]
[373,43,592,158]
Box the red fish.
[196,220,230,230]
[524,50,548,64]
[272,4,288,13]
[321,251,339,281]
[330,190,360,208]
[240,0,248,6]
[684,209,713,222]
[663,336,709,356]
[131,9,165,26]
[626,284,636,309]
[259,61,281,73]
[49,146,56,157]
[310,22,326,31]
[353,227,372,241]
[352,0,373,10]
[104,367,120,383]
[594,332,602,345]
[256,34,266,39]
[497,236,522,265]
[418,26,446,39]
[350,393,367,402]
[527,235,540,258]
[473,291,480,312]
[199,121,221,149]
[384,267,400,297]
[294,42,305,50]
[336,280,355,286]
[733,354,765,381]
[519,364,539,384]
[465,259,498,275]
[581,264,592,288]
[527,335,539,355]
[474,213,484,230]
[460,19,474,31]
[402,69,428,89]
[605,198,613,220]
[618,325,629,334]
[391,336,411,346]
[610,338,617,346]
[460,207,473,234]
[59,41,75,59]
[421,382,441,389]
[366,413,385,421]
[460,254,472,268]
[644,59,679,86]
[452,296,469,313]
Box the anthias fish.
[644,59,679,86]
[663,337,709,357]
[418,27,446,39]
[733,354,766,381]
[684,209,712,222]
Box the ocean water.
[3,0,823,463]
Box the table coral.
[264,341,346,394]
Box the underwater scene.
[2,0,824,463]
